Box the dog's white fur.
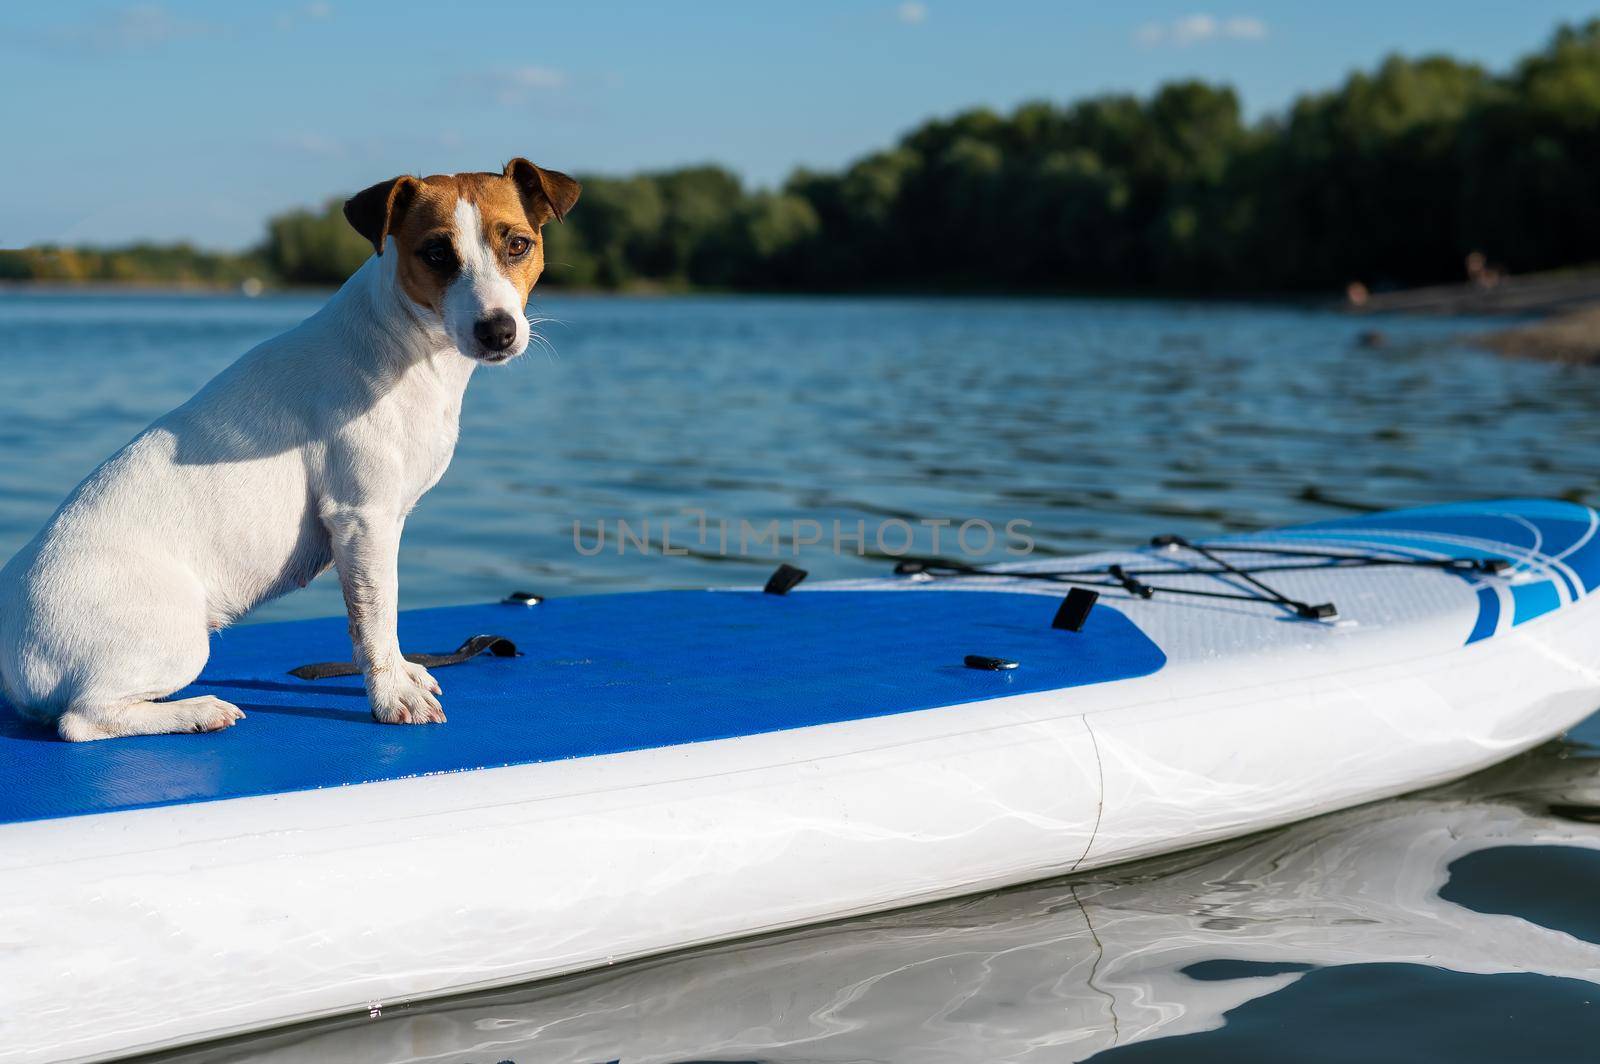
[0,204,530,741]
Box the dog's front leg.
[327,509,445,725]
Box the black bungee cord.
[894,537,1512,621]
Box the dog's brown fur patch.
[343,162,581,314]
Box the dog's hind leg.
[57,696,244,742]
[56,698,242,741]
[7,553,239,742]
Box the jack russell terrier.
[0,160,580,741]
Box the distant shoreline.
[1350,268,1600,365]
[0,279,1328,304]
[0,280,291,296]
[1476,305,1600,364]
[1350,269,1600,318]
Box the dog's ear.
[504,159,582,226]
[343,176,421,255]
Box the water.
[4,290,1600,1060]
[5,290,1600,622]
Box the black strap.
[1052,587,1100,631]
[764,563,808,595]
[288,634,519,680]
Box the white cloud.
[275,4,334,31]
[896,2,927,25]
[463,66,569,107]
[1222,16,1266,40]
[1135,13,1267,48]
[53,4,218,54]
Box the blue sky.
[2,1,1595,249]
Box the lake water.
[4,290,1600,1061]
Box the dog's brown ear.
[343,176,421,255]
[504,158,582,225]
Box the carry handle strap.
[288,634,520,680]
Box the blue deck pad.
[0,590,1166,824]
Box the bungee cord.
[893,538,1512,621]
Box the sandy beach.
[1352,269,1600,364]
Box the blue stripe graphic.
[1511,581,1562,626]
[1466,587,1501,644]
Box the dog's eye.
[507,235,531,257]
[419,243,456,271]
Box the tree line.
[6,20,1598,294]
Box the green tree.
[262,200,373,285]
[17,19,1600,296]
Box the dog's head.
[343,160,581,363]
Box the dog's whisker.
[524,313,564,363]
[528,331,561,363]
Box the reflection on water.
[1102,966,1600,1063]
[1442,845,1600,947]
[146,728,1600,1063]
[8,292,1600,1060]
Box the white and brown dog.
[0,160,580,740]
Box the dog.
[0,160,580,741]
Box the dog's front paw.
[402,660,442,696]
[368,666,446,725]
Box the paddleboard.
[3,498,1599,1062]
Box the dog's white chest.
[409,412,461,501]
[387,378,466,506]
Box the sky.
[2,1,1596,250]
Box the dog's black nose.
[473,311,518,352]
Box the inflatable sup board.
[3,498,1600,1062]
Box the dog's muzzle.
[473,311,519,354]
